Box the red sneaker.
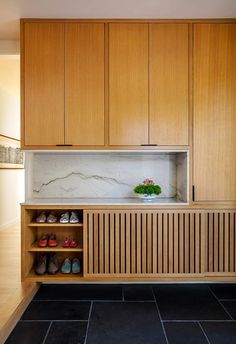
[62,238,70,248]
[38,234,48,247]
[70,239,78,248]
[48,234,58,247]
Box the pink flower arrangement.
[143,178,154,185]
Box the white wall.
[0,54,24,229]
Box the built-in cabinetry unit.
[22,205,236,282]
[21,18,236,283]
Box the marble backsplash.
[27,152,188,201]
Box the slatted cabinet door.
[205,211,236,275]
[84,210,205,277]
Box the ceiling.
[0,0,235,39]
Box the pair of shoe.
[35,253,59,275]
[38,234,58,247]
[61,257,81,274]
[60,211,79,224]
[62,237,78,248]
[36,212,57,223]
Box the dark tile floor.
[6,283,236,344]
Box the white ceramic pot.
[137,194,157,200]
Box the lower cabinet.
[21,207,236,282]
[205,211,236,275]
[84,210,205,277]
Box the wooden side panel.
[109,24,148,145]
[24,23,65,145]
[149,24,189,145]
[193,24,236,201]
[206,211,236,273]
[65,24,105,145]
[84,210,205,276]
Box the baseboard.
[0,218,20,231]
[0,282,40,344]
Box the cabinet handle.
[192,185,195,201]
[140,144,158,146]
[56,144,73,146]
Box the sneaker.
[47,212,58,223]
[35,254,47,275]
[60,212,70,223]
[38,234,48,247]
[70,211,79,224]
[36,212,47,223]
[72,258,81,274]
[70,238,78,248]
[48,234,58,247]
[47,253,59,274]
[61,258,71,274]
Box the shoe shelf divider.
[22,207,84,282]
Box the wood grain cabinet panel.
[65,24,105,145]
[193,24,236,201]
[149,24,189,145]
[84,210,205,277]
[108,24,149,145]
[24,23,65,145]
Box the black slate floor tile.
[221,301,236,319]
[21,301,90,320]
[86,302,166,344]
[45,321,87,344]
[5,321,50,344]
[210,284,236,300]
[153,285,230,320]
[34,284,122,300]
[123,285,154,301]
[201,321,236,344]
[164,322,208,344]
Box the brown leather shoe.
[35,254,47,275]
[47,253,59,274]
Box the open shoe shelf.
[29,242,83,252]
[28,222,83,227]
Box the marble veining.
[27,152,188,201]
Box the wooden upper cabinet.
[149,24,189,145]
[109,24,149,145]
[24,23,65,146]
[193,24,236,201]
[65,24,105,145]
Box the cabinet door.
[24,23,65,146]
[84,210,205,276]
[65,24,105,145]
[109,24,148,145]
[149,24,189,145]
[193,24,236,201]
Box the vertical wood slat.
[206,211,236,274]
[84,210,210,276]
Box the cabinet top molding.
[20,18,236,24]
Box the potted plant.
[134,178,162,200]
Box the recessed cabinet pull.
[56,144,73,146]
[140,144,158,146]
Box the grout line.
[84,301,93,344]
[151,287,169,344]
[218,299,236,301]
[20,319,88,322]
[33,299,154,303]
[162,319,236,323]
[198,322,211,344]
[42,321,52,344]
[208,287,234,320]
